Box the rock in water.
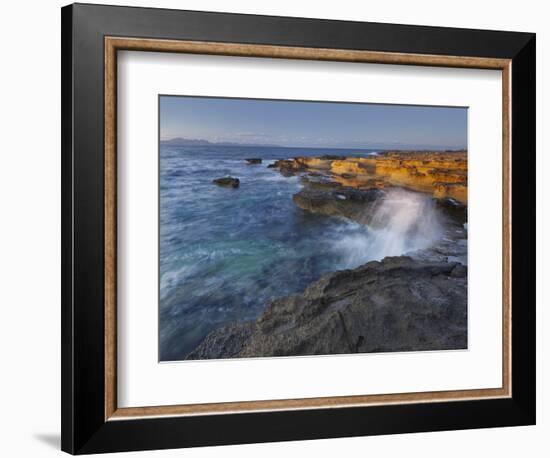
[212,177,240,188]
[292,187,385,224]
[186,256,467,359]
[245,158,262,164]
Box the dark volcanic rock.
[213,177,240,188]
[186,256,467,359]
[245,158,262,164]
[292,187,385,224]
[186,322,255,359]
[436,197,467,224]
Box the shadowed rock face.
[186,256,467,359]
[292,187,385,223]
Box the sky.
[160,95,467,150]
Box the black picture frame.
[61,3,536,454]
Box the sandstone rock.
[271,151,468,204]
[433,182,467,204]
[294,155,344,170]
[331,158,374,176]
[187,256,467,359]
[212,177,240,188]
[270,159,306,176]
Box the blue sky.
[160,95,467,150]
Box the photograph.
[159,96,469,362]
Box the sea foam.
[334,188,444,268]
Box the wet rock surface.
[212,176,240,188]
[292,186,385,223]
[187,256,467,359]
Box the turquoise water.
[159,145,383,361]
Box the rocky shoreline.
[187,256,467,359]
[187,150,468,360]
[272,150,467,203]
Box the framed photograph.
[61,3,536,454]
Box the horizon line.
[160,137,467,151]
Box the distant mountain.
[161,137,212,146]
[160,137,280,147]
[160,137,465,151]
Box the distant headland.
[160,137,281,148]
[160,137,466,151]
